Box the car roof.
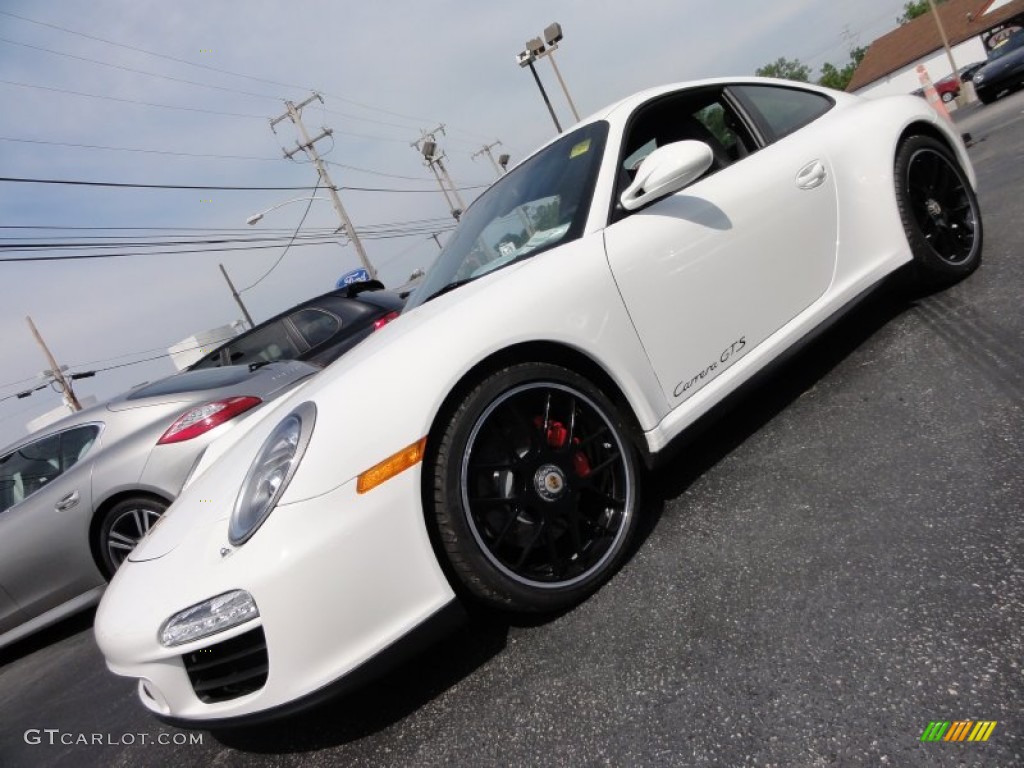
[500,77,859,175]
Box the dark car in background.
[0,361,317,650]
[972,28,1024,104]
[188,281,405,370]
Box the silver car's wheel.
[97,497,167,577]
[431,363,639,612]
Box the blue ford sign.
[336,268,370,288]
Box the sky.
[0,0,911,448]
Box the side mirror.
[620,140,714,211]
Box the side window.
[290,308,341,348]
[60,425,101,471]
[619,89,756,187]
[732,85,833,140]
[220,321,303,366]
[0,434,61,514]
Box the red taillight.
[157,396,262,445]
[372,311,400,331]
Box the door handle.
[55,491,79,511]
[796,160,827,190]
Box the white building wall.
[856,37,989,98]
[167,321,245,370]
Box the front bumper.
[94,465,456,724]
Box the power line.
[0,227,456,263]
[0,138,437,179]
[0,35,281,100]
[0,8,494,143]
[0,176,323,190]
[0,176,489,193]
[0,239,341,263]
[0,136,282,162]
[0,78,269,118]
[0,219,452,234]
[240,177,322,292]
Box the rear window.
[290,308,341,348]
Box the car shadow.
[649,278,912,503]
[0,607,97,667]
[210,614,509,753]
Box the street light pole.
[926,0,963,102]
[246,196,330,225]
[517,50,562,133]
[536,23,580,122]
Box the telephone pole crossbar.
[271,93,378,279]
[413,125,465,220]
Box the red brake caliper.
[535,417,591,477]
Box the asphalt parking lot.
[1,90,1021,768]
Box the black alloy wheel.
[431,363,639,612]
[895,135,983,286]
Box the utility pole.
[26,315,81,411]
[926,0,962,99]
[472,140,505,177]
[413,126,465,219]
[219,263,255,328]
[271,93,378,279]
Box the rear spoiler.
[343,279,385,297]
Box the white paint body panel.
[94,77,977,723]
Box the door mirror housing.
[620,140,714,211]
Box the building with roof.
[848,0,1024,97]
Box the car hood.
[124,234,668,562]
[975,48,1024,80]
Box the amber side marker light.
[357,438,427,494]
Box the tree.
[755,57,811,82]
[755,46,867,92]
[817,46,868,91]
[898,0,947,25]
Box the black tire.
[97,496,167,578]
[894,135,982,288]
[431,363,640,613]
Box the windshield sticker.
[569,139,591,159]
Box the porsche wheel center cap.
[926,198,942,217]
[534,464,567,501]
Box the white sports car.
[94,77,982,725]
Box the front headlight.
[229,402,316,546]
[973,72,984,82]
[160,590,258,647]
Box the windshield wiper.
[424,277,476,303]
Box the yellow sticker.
[569,139,591,158]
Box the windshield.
[406,121,609,309]
[988,30,1024,61]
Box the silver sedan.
[0,361,317,650]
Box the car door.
[0,583,24,635]
[603,84,839,405]
[0,425,102,621]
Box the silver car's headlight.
[229,402,316,546]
